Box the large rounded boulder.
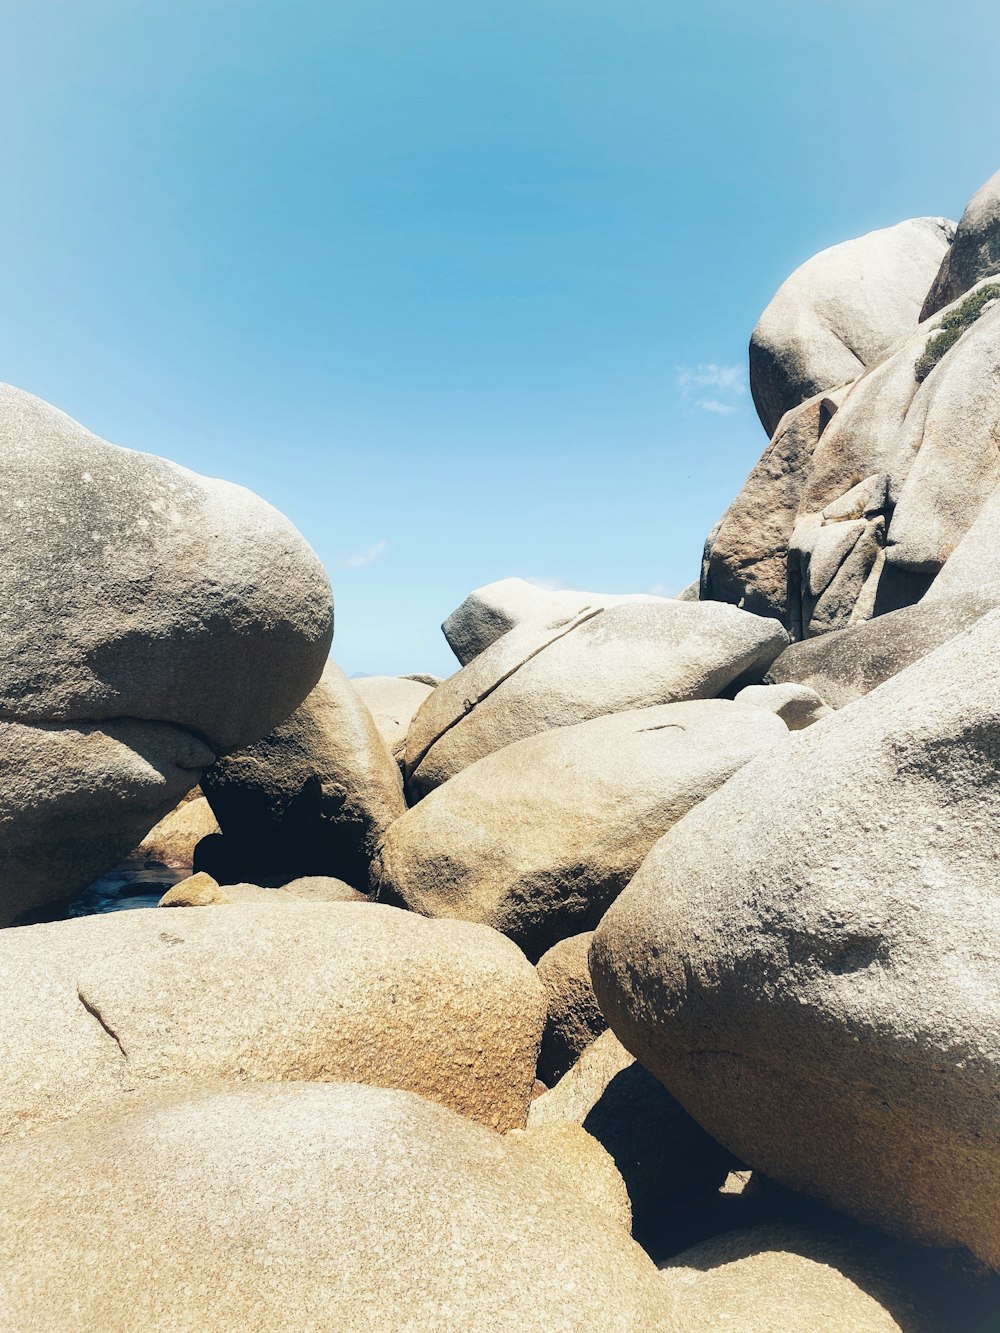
[0,384,332,925]
[749,216,953,437]
[405,601,788,799]
[379,700,787,958]
[0,901,544,1139]
[201,660,405,890]
[592,610,1000,1269]
[0,1081,672,1331]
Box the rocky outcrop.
[592,610,1000,1268]
[0,901,545,1139]
[379,700,786,958]
[0,385,333,925]
[749,216,953,437]
[405,602,788,798]
[442,577,668,665]
[536,932,607,1086]
[708,276,1000,640]
[922,169,1000,318]
[202,661,405,890]
[0,1082,672,1332]
[352,674,435,759]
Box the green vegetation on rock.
[914,282,1000,382]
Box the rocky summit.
[4,165,1000,1331]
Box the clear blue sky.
[2,2,999,676]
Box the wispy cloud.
[676,363,746,415]
[339,539,388,569]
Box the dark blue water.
[17,860,190,926]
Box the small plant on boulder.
[915,282,1000,382]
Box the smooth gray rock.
[750,217,953,437]
[442,577,668,666]
[592,610,1000,1269]
[405,602,788,799]
[764,591,998,708]
[380,700,787,958]
[922,168,1000,318]
[202,661,405,891]
[0,384,332,926]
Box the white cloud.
[339,539,388,569]
[697,398,739,415]
[676,363,746,414]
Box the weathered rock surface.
[352,674,434,759]
[405,602,788,798]
[749,216,953,437]
[711,278,1000,639]
[536,932,608,1086]
[135,794,220,866]
[442,576,668,665]
[0,384,332,926]
[733,681,832,729]
[765,590,998,708]
[592,611,1000,1268]
[530,1031,736,1236]
[380,700,786,958]
[0,902,544,1140]
[660,1223,917,1331]
[202,661,405,890]
[0,1082,672,1332]
[922,168,1000,318]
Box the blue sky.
[2,2,999,676]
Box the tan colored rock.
[380,700,787,958]
[0,1082,672,1332]
[749,216,953,437]
[352,674,434,758]
[280,874,368,902]
[660,1223,915,1331]
[202,661,406,890]
[136,795,220,866]
[529,1031,735,1234]
[592,610,1000,1268]
[506,1119,632,1231]
[0,902,544,1140]
[158,871,227,906]
[702,386,852,623]
[536,932,607,1085]
[405,602,788,798]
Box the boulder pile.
[4,166,1000,1330]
